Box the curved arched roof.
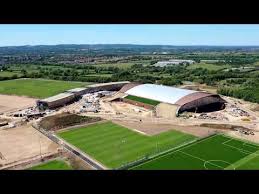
[125,84,200,105]
[119,83,141,93]
[175,92,215,106]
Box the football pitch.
[57,121,196,168]
[0,78,87,98]
[131,134,259,170]
[125,95,160,106]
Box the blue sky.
[0,24,259,46]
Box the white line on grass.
[222,137,257,150]
[222,137,259,156]
[131,134,221,169]
[178,151,225,169]
[222,142,252,155]
[221,134,259,149]
[243,143,259,149]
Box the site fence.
[115,133,218,170]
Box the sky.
[0,24,259,46]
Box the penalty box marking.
[131,134,222,169]
[222,138,259,155]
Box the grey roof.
[154,59,195,67]
[66,87,87,93]
[125,84,198,105]
[87,81,130,88]
[40,93,74,103]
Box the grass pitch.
[125,95,160,106]
[29,160,72,170]
[58,121,195,168]
[131,134,259,170]
[0,79,87,98]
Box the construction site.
[0,81,259,170]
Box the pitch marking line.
[178,151,225,170]
[222,142,252,155]
[133,133,259,170]
[227,152,259,170]
[221,136,259,155]
[222,138,233,144]
[222,138,259,156]
[203,160,236,170]
[222,134,259,150]
[243,143,259,149]
[130,134,222,169]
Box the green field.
[235,155,259,169]
[96,63,134,69]
[125,95,160,106]
[58,121,196,168]
[29,160,72,170]
[131,134,259,170]
[84,73,113,78]
[0,79,88,98]
[253,61,259,67]
[187,63,230,71]
[0,71,22,77]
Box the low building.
[154,59,195,67]
[200,60,225,63]
[66,87,88,97]
[37,93,76,110]
[85,81,130,93]
[36,81,130,110]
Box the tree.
[21,69,28,76]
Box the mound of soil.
[0,118,9,123]
[200,123,250,131]
[252,105,259,112]
[39,113,102,131]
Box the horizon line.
[1,43,259,47]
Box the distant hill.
[0,44,259,56]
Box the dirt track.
[113,119,216,137]
[0,94,36,114]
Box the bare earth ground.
[110,101,152,117]
[226,130,259,144]
[0,124,59,167]
[224,96,259,117]
[0,94,36,114]
[112,119,216,137]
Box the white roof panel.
[66,88,87,93]
[88,81,130,88]
[125,84,197,104]
[41,93,74,103]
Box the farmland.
[58,121,196,168]
[29,160,72,170]
[95,63,134,69]
[0,79,88,98]
[131,134,259,170]
[187,63,230,71]
[125,95,160,106]
[0,71,22,77]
